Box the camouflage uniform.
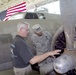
[31,31,54,75]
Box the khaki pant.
[13,65,32,75]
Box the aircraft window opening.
[37,13,46,19]
[25,13,38,19]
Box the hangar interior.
[0,0,76,75]
[0,0,58,12]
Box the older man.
[11,22,61,75]
[31,24,56,75]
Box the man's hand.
[48,50,61,56]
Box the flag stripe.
[7,8,26,15]
[8,4,26,11]
[6,12,17,17]
[3,2,26,21]
[8,2,26,9]
[6,10,26,17]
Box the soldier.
[31,24,56,75]
[11,22,61,75]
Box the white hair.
[17,22,29,32]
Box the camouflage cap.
[32,24,43,33]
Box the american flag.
[3,2,26,21]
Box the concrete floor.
[0,69,40,75]
[0,69,14,75]
[0,69,63,75]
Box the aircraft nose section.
[54,54,75,74]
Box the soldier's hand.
[49,50,61,56]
